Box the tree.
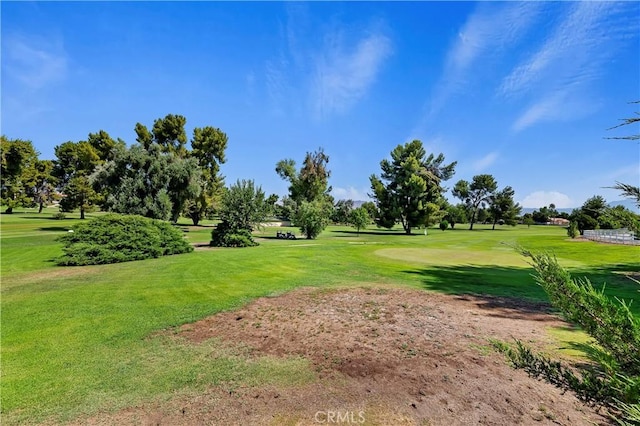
[149,114,188,157]
[59,175,100,219]
[0,136,39,213]
[276,148,333,238]
[523,214,534,228]
[24,159,59,213]
[444,203,467,229]
[569,195,608,235]
[370,140,456,234]
[52,140,104,219]
[294,200,332,239]
[349,207,370,235]
[360,201,378,224]
[87,130,126,161]
[332,199,354,224]
[210,180,268,247]
[452,174,497,230]
[219,179,268,231]
[186,126,228,225]
[488,186,521,229]
[93,143,174,220]
[276,148,332,204]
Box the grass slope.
[2,209,638,423]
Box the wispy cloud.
[2,33,68,90]
[409,2,542,140]
[312,32,392,119]
[506,2,638,131]
[265,6,392,120]
[519,191,573,209]
[472,151,498,172]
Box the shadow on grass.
[405,263,640,317]
[17,216,74,221]
[39,226,71,232]
[331,230,417,236]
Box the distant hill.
[608,199,640,213]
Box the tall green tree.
[0,136,39,213]
[332,199,354,224]
[94,143,182,221]
[59,175,100,219]
[276,148,332,204]
[24,159,59,213]
[370,140,456,234]
[349,207,370,235]
[143,114,189,157]
[452,174,497,230]
[294,200,332,239]
[185,126,228,225]
[360,201,378,224]
[276,148,333,238]
[210,179,268,247]
[487,186,521,229]
[53,140,102,219]
[444,203,468,229]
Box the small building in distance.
[548,217,570,226]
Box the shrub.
[567,221,579,238]
[52,212,66,220]
[57,214,192,265]
[210,221,258,247]
[439,220,448,231]
[294,200,332,239]
[496,249,640,424]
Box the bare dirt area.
[86,287,610,425]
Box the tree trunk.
[469,211,476,230]
[492,220,497,230]
[80,206,85,219]
[5,206,13,214]
[38,202,44,213]
[405,225,412,234]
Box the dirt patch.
[83,287,611,425]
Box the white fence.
[583,228,639,245]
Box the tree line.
[2,112,637,244]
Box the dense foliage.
[276,148,333,239]
[210,179,267,247]
[498,250,640,424]
[370,140,456,234]
[569,196,639,235]
[294,200,332,239]
[57,214,192,265]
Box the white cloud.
[2,34,68,90]
[265,9,392,119]
[505,2,638,131]
[332,186,371,201]
[472,151,498,172]
[407,2,542,141]
[312,32,392,119]
[519,191,573,208]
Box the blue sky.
[2,1,639,208]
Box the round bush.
[57,214,193,266]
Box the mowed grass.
[2,209,639,423]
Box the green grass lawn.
[2,209,638,423]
